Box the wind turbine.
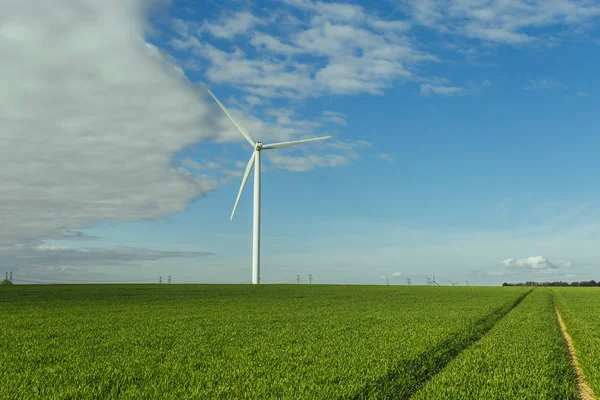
[207,88,332,284]
[449,280,458,286]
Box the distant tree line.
[502,280,599,287]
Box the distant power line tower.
[466,280,469,286]
[406,277,411,286]
[309,274,312,284]
[168,275,171,284]
[4,272,7,280]
[9,271,12,281]
[297,274,300,284]
[159,276,162,284]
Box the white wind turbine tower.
[207,88,332,284]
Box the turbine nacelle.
[255,141,263,151]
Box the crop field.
[554,288,600,397]
[412,289,577,399]
[0,284,597,399]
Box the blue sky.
[4,0,600,285]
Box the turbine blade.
[206,88,256,147]
[231,152,256,221]
[261,136,332,150]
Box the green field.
[412,289,577,399]
[554,287,600,397]
[0,285,597,399]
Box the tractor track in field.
[555,307,597,400]
[348,289,532,400]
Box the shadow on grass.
[348,289,533,400]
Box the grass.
[350,288,531,399]
[554,287,600,397]
[411,289,578,399]
[0,284,528,399]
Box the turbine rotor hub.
[255,141,263,151]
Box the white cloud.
[263,137,370,172]
[249,32,301,55]
[320,111,347,126]
[420,79,491,96]
[370,19,411,32]
[171,1,600,104]
[0,0,226,252]
[501,256,559,270]
[400,0,600,45]
[201,10,264,39]
[282,0,367,24]
[181,158,221,170]
[420,83,465,96]
[267,153,351,172]
[392,271,402,277]
[171,3,435,98]
[181,158,203,170]
[196,43,315,99]
[244,95,263,106]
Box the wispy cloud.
[399,0,600,45]
[5,245,213,282]
[260,138,369,172]
[28,245,213,265]
[267,153,350,172]
[171,2,435,99]
[171,1,600,103]
[201,10,265,39]
[199,96,368,174]
[320,111,347,126]
[524,78,566,90]
[420,79,491,96]
[420,84,465,96]
[377,153,395,163]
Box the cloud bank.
[0,0,226,251]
